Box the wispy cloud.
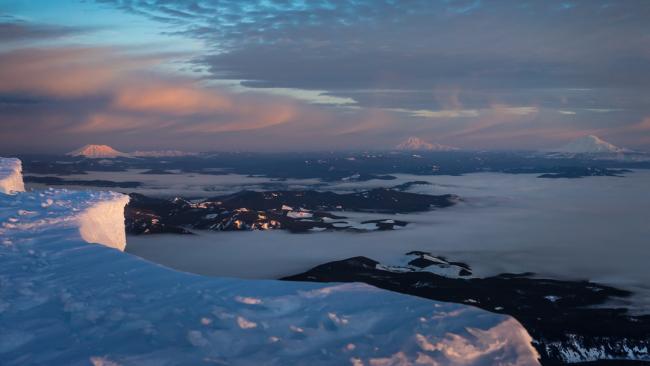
[1,1,649,151]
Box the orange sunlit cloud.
[113,85,233,116]
[0,47,160,97]
[1,43,645,152]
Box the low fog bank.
[127,171,650,310]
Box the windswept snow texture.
[0,164,541,366]
[0,158,25,194]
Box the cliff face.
[0,158,25,194]
[78,193,130,251]
[0,157,541,366]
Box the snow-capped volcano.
[67,144,126,158]
[395,137,458,151]
[554,135,625,154]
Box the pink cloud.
[113,85,234,116]
[0,47,159,97]
[1,46,646,152]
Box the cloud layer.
[1,1,649,152]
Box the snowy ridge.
[0,158,25,194]
[1,188,129,251]
[67,144,127,158]
[396,137,459,151]
[552,135,626,154]
[130,150,197,157]
[66,145,197,158]
[0,158,541,365]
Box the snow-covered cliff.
[0,158,25,194]
[0,158,541,366]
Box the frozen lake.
[127,171,650,311]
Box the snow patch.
[237,316,258,329]
[287,210,313,219]
[235,296,263,305]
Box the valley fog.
[127,171,650,310]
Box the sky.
[0,0,649,153]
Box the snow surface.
[0,158,25,194]
[1,188,129,251]
[0,159,541,365]
[376,253,472,279]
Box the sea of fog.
[123,171,650,311]
[26,169,322,197]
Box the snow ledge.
[0,157,541,365]
[0,158,25,194]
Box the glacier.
[0,157,541,365]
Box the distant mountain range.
[551,135,628,154]
[67,137,640,158]
[130,150,197,157]
[67,145,196,158]
[395,137,459,151]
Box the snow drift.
[0,158,25,194]
[0,188,129,251]
[0,157,540,365]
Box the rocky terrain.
[283,253,650,365]
[125,188,456,234]
[18,150,650,183]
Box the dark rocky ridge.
[125,188,457,235]
[207,188,458,213]
[282,255,650,366]
[18,151,649,182]
[24,175,141,188]
[537,167,631,179]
